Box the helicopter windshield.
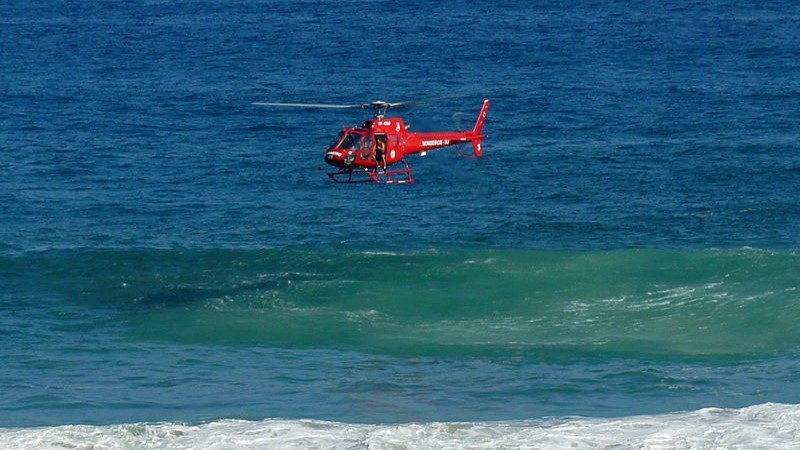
[334,131,373,151]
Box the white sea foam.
[2,403,798,450]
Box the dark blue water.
[2,1,800,448]
[4,0,798,253]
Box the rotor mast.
[367,101,392,119]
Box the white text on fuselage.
[422,139,449,147]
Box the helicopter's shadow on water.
[132,279,283,309]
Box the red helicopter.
[254,99,490,183]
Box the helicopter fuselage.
[324,99,489,171]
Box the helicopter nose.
[325,149,345,166]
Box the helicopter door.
[374,134,387,165]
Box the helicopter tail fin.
[470,99,490,157]
[472,99,490,136]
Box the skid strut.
[328,161,414,184]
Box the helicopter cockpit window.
[362,135,374,150]
[331,131,347,149]
[335,132,373,151]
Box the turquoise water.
[3,248,799,429]
[2,0,800,448]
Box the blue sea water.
[2,0,800,448]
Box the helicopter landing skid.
[328,161,415,184]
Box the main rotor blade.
[253,100,419,119]
[366,101,415,109]
[252,102,363,109]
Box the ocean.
[2,0,799,448]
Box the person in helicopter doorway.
[374,135,388,172]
